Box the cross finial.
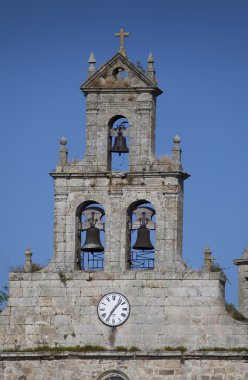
[115,28,129,57]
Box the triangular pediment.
[80,52,162,94]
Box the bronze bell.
[132,225,154,251]
[110,126,129,156]
[81,225,104,252]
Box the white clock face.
[97,293,130,327]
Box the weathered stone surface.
[0,270,247,351]
[0,352,247,380]
[1,42,247,379]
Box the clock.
[97,292,130,327]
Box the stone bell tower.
[0,30,247,380]
[49,28,189,274]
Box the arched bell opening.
[112,67,127,80]
[126,200,156,270]
[108,115,129,172]
[76,201,105,271]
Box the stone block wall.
[50,172,186,272]
[83,91,157,173]
[1,49,247,379]
[0,270,247,351]
[0,352,248,380]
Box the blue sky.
[0,0,247,305]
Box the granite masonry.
[0,31,247,379]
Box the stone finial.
[24,247,32,273]
[203,246,212,272]
[147,52,154,63]
[59,137,68,165]
[88,52,96,64]
[172,135,182,168]
[60,136,67,145]
[146,52,156,82]
[88,52,96,77]
[173,135,181,144]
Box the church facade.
[0,31,247,380]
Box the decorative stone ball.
[173,135,181,144]
[60,136,67,145]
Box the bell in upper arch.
[110,125,129,156]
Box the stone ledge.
[9,270,224,281]
[0,350,247,361]
[234,258,248,266]
[50,170,189,178]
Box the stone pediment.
[80,52,162,94]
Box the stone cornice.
[8,269,225,282]
[0,350,247,361]
[82,87,162,95]
[234,259,248,266]
[49,171,190,180]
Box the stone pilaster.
[234,248,248,318]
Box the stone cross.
[115,28,129,57]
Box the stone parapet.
[0,269,246,352]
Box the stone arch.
[75,200,105,271]
[97,370,130,380]
[126,199,156,270]
[69,192,109,216]
[107,111,134,128]
[108,114,127,127]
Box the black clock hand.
[106,298,122,322]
